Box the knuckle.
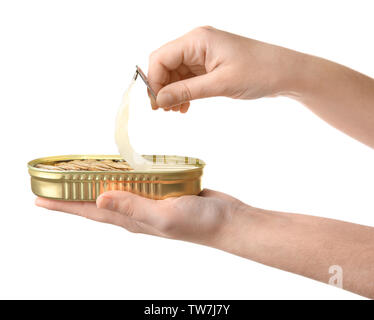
[116,196,134,218]
[180,82,192,102]
[192,25,215,37]
[149,50,159,63]
[157,216,176,234]
[200,25,215,31]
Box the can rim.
[28,154,205,175]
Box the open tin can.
[28,154,205,201]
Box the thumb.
[96,191,160,225]
[156,71,223,108]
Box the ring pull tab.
[133,65,157,101]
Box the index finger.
[148,33,207,94]
[35,197,120,224]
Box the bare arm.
[286,54,374,148]
[148,26,374,148]
[34,27,374,298]
[36,189,374,298]
[217,203,374,298]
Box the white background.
[0,0,373,299]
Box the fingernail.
[35,198,43,207]
[35,197,50,207]
[97,196,114,210]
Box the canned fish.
[28,154,205,201]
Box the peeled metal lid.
[143,155,204,172]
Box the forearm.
[282,52,374,148]
[213,205,374,298]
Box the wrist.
[210,203,294,264]
[273,49,316,100]
[208,203,264,254]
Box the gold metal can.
[28,154,205,201]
